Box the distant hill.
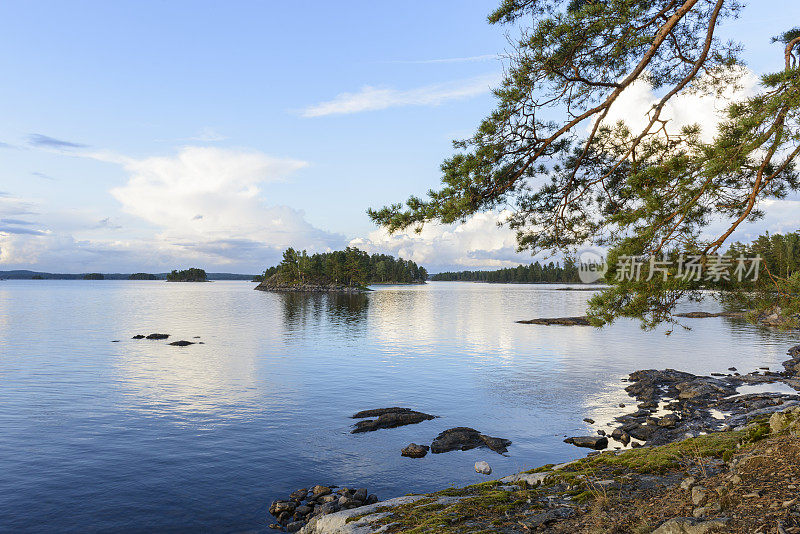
[0,270,256,281]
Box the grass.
[342,423,779,533]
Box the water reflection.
[280,292,369,331]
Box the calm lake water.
[0,280,797,532]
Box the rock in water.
[351,408,436,433]
[132,335,145,339]
[401,443,429,458]
[474,461,492,475]
[430,427,512,454]
[169,340,195,346]
[564,436,608,449]
[516,316,591,326]
[145,333,169,340]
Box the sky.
[1,0,799,274]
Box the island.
[82,273,104,280]
[166,268,208,282]
[255,247,427,293]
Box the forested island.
[256,247,427,293]
[166,268,208,282]
[432,260,579,283]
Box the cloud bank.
[0,147,347,272]
[301,73,500,117]
[350,211,534,272]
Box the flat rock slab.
[351,408,436,433]
[169,340,195,346]
[675,311,744,318]
[516,316,591,326]
[430,427,511,454]
[300,495,426,534]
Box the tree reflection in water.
[279,291,369,331]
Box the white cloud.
[387,54,499,65]
[350,210,535,271]
[107,146,345,265]
[603,68,758,141]
[301,73,500,117]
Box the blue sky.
[1,1,799,273]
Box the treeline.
[266,247,427,287]
[431,260,579,283]
[727,231,800,282]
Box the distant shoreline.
[0,270,256,281]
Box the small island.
[82,273,104,280]
[255,247,427,293]
[166,268,208,282]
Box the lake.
[0,280,796,532]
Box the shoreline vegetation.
[293,343,800,533]
[255,247,427,294]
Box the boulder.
[401,443,429,458]
[430,427,512,454]
[474,461,492,475]
[290,489,308,502]
[564,436,608,449]
[691,486,708,506]
[769,406,800,433]
[611,428,631,445]
[132,334,145,339]
[659,414,680,428]
[169,340,195,346]
[311,485,332,498]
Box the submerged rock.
[564,436,608,449]
[132,335,145,339]
[516,316,591,326]
[145,333,169,340]
[351,408,436,433]
[169,340,195,346]
[401,443,429,458]
[430,427,512,454]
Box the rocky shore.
[282,343,800,533]
[255,275,366,293]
